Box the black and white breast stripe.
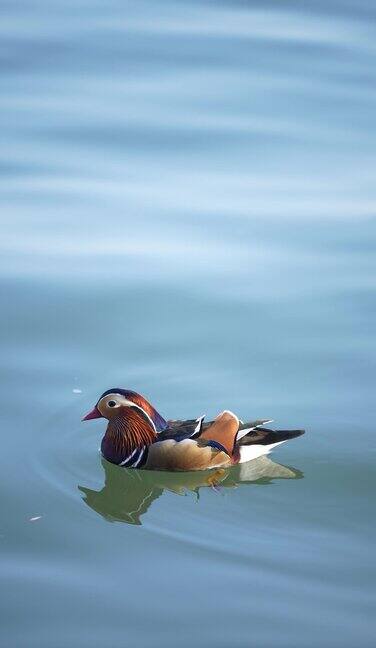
[119,446,148,469]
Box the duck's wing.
[145,411,240,471]
[166,419,197,429]
[159,416,206,441]
[160,410,241,450]
[239,419,274,430]
[163,414,268,438]
[235,419,274,441]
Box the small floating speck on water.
[73,389,82,394]
[29,516,42,522]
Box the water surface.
[1,1,375,646]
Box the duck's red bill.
[82,406,102,421]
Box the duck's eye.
[108,400,117,407]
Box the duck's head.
[82,388,168,432]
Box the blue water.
[1,1,375,646]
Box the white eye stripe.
[99,394,157,432]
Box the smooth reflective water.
[1,1,375,646]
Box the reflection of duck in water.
[82,388,304,471]
[79,457,303,525]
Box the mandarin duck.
[82,388,304,472]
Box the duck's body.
[83,389,304,472]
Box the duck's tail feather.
[238,426,305,447]
[236,419,273,441]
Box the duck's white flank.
[238,441,285,463]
